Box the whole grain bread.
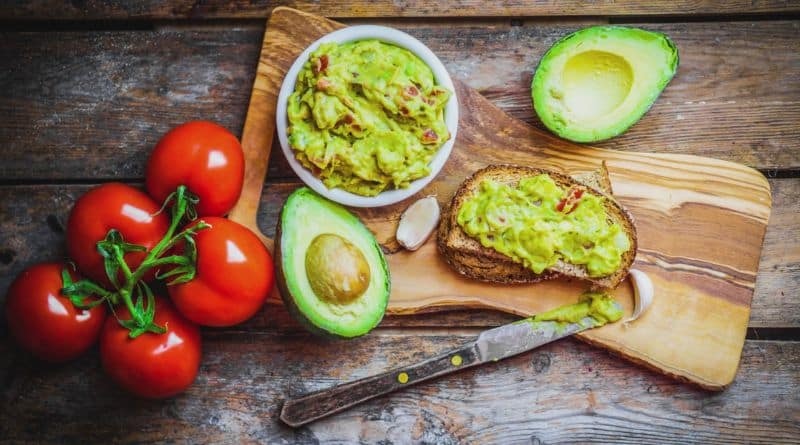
[438,163,636,289]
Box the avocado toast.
[438,164,637,289]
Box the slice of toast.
[438,163,636,289]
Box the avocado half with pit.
[532,26,678,143]
[276,187,390,338]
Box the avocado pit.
[305,233,371,304]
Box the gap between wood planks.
[1,166,799,186]
[2,11,800,32]
[198,324,800,341]
[0,322,796,341]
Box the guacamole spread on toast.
[287,40,451,196]
[456,175,631,277]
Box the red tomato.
[145,121,245,217]
[169,217,273,327]
[5,263,106,362]
[67,183,169,287]
[100,296,201,399]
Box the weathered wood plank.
[0,30,259,181]
[437,21,800,167]
[1,21,798,181]
[754,175,800,328]
[3,1,799,20]
[0,333,797,443]
[1,179,797,329]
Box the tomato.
[67,183,169,287]
[557,187,585,214]
[100,296,201,399]
[169,217,273,327]
[145,121,245,217]
[5,263,106,362]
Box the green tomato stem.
[147,255,190,269]
[66,185,207,335]
[113,244,134,282]
[119,288,140,324]
[134,186,189,277]
[109,243,139,321]
[108,185,201,332]
[82,280,114,299]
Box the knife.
[279,305,620,427]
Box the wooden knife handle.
[280,342,480,427]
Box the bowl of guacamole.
[277,25,459,208]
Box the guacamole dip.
[287,40,452,196]
[456,175,631,277]
[531,292,624,328]
[516,291,623,334]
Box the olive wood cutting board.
[229,7,772,390]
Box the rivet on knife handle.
[280,343,480,427]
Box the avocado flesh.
[532,26,678,143]
[276,187,390,338]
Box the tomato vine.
[61,185,209,338]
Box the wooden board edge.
[574,333,733,391]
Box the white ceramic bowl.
[276,25,459,208]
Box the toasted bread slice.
[438,163,636,289]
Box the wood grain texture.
[0,30,260,181]
[0,4,795,442]
[230,7,774,390]
[1,179,796,330]
[1,21,799,181]
[3,0,798,20]
[412,20,800,169]
[228,17,279,250]
[1,333,798,443]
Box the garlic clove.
[623,269,654,326]
[396,196,440,251]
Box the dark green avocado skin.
[274,188,390,339]
[275,216,339,339]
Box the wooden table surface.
[1,2,798,443]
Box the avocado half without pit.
[276,187,390,338]
[532,26,679,143]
